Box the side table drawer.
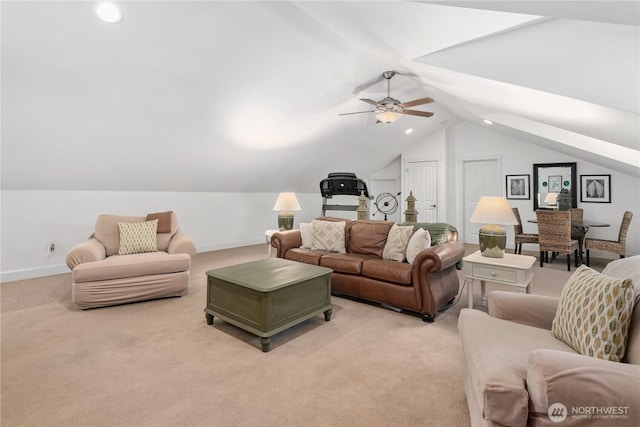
[472,264,517,284]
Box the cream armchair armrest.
[488,291,559,330]
[167,229,197,257]
[66,238,106,270]
[527,349,640,425]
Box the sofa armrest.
[167,229,197,258]
[527,349,640,425]
[66,238,107,270]
[412,241,465,273]
[488,292,559,330]
[271,230,302,259]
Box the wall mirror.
[532,162,577,210]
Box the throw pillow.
[146,211,173,233]
[382,224,415,262]
[118,220,159,255]
[406,228,431,264]
[311,220,346,253]
[299,223,313,249]
[551,265,635,362]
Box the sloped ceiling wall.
[1,1,638,193]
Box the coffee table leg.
[260,337,272,352]
[205,313,214,325]
[324,308,333,321]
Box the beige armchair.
[66,211,196,309]
[458,256,640,427]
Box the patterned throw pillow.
[118,220,159,255]
[405,228,431,264]
[311,220,346,253]
[551,265,635,362]
[382,224,415,262]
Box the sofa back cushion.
[602,256,640,364]
[348,220,393,257]
[95,212,178,256]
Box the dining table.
[527,218,609,263]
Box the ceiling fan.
[340,71,434,123]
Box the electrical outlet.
[49,242,55,252]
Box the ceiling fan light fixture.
[375,111,401,123]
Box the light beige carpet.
[1,244,598,427]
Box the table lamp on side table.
[273,192,301,231]
[469,196,518,258]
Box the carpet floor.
[2,244,600,427]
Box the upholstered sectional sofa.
[66,211,196,309]
[459,256,640,427]
[271,217,465,322]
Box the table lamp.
[273,192,301,231]
[469,196,518,258]
[544,192,558,208]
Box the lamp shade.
[375,111,401,123]
[544,192,558,204]
[272,192,301,212]
[469,196,517,258]
[469,197,518,225]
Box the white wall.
[0,190,325,282]
[447,122,640,256]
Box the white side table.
[463,251,536,309]
[265,229,280,257]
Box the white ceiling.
[2,0,638,192]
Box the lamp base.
[478,224,507,258]
[278,212,294,231]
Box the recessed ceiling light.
[405,128,414,135]
[483,119,493,125]
[96,3,123,23]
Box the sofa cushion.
[146,211,173,233]
[348,220,393,257]
[285,248,329,265]
[361,259,412,286]
[458,308,575,426]
[118,220,159,255]
[299,222,313,249]
[382,224,414,262]
[319,253,376,275]
[406,228,431,264]
[552,265,634,362]
[72,252,191,283]
[311,220,346,253]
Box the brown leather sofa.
[271,218,465,322]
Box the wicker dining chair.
[570,208,584,260]
[585,211,633,266]
[536,210,580,271]
[512,207,538,254]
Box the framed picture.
[581,174,611,203]
[548,175,562,192]
[506,174,530,200]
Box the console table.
[463,251,536,309]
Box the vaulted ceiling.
[2,1,638,193]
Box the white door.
[463,159,501,243]
[370,178,401,223]
[405,161,438,223]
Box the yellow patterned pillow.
[552,265,634,362]
[118,220,158,255]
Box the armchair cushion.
[146,210,173,233]
[118,220,158,255]
[527,349,640,424]
[552,265,635,362]
[95,215,144,256]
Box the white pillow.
[406,228,431,264]
[311,220,346,253]
[299,223,313,249]
[382,224,414,262]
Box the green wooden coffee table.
[205,258,333,352]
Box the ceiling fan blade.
[339,110,375,116]
[352,74,385,94]
[401,110,434,118]
[399,97,434,108]
[359,98,380,107]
